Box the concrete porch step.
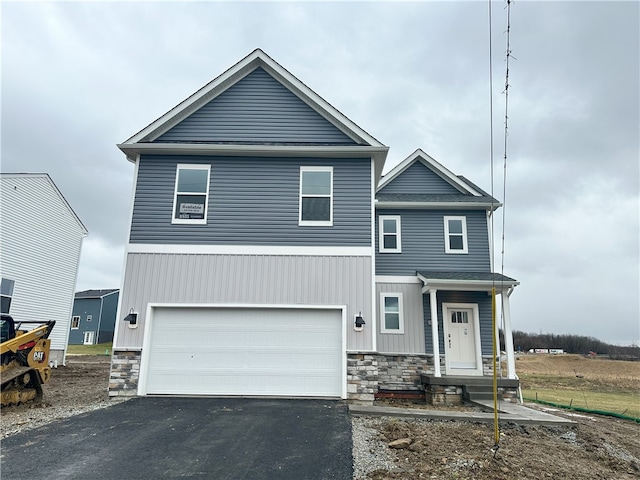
[465,392,496,401]
[421,374,520,389]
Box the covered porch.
[417,271,520,380]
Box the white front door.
[443,303,482,376]
[83,331,95,345]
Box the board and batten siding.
[155,67,357,145]
[424,291,493,356]
[375,209,490,275]
[378,161,461,195]
[116,253,373,351]
[376,282,425,354]
[130,155,372,246]
[0,175,86,360]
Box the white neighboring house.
[0,173,88,364]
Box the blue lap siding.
[375,208,490,275]
[378,161,461,195]
[130,155,372,246]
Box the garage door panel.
[144,307,343,397]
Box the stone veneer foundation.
[348,353,441,402]
[107,351,518,403]
[108,350,141,397]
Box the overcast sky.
[2,1,638,346]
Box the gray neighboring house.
[1,173,88,365]
[109,49,519,403]
[69,289,119,345]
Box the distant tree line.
[509,330,640,359]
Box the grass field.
[67,342,112,356]
[516,354,640,418]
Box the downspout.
[370,158,377,353]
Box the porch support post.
[502,289,517,379]
[429,288,441,377]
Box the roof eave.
[417,274,520,292]
[118,143,389,181]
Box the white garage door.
[142,307,343,397]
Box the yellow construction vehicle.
[1,313,55,406]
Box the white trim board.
[375,276,421,284]
[126,244,374,256]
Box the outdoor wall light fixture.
[354,312,365,332]
[124,308,138,329]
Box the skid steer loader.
[1,313,55,406]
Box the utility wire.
[500,0,514,376]
[488,0,501,451]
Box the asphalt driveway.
[0,398,353,480]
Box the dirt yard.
[365,408,639,479]
[1,355,639,479]
[0,355,120,438]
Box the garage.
[141,306,344,398]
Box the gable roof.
[0,173,88,235]
[375,149,500,210]
[118,49,389,180]
[75,289,119,299]
[154,67,357,145]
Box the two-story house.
[1,173,88,365]
[69,289,119,345]
[109,49,519,404]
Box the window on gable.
[379,215,401,253]
[172,164,211,224]
[299,167,333,225]
[444,216,468,254]
[71,316,80,329]
[1,278,15,314]
[380,293,404,334]
[86,315,92,322]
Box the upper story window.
[299,166,333,226]
[172,164,211,225]
[379,215,401,253]
[86,315,92,322]
[444,216,468,254]
[71,316,80,329]
[380,293,404,334]
[1,278,15,314]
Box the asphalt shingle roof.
[75,289,119,299]
[417,271,518,283]
[376,193,500,204]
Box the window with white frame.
[172,164,211,224]
[380,293,404,334]
[299,166,333,225]
[379,215,401,253]
[444,216,468,254]
[86,315,92,322]
[71,316,80,329]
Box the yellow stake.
[492,287,499,446]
